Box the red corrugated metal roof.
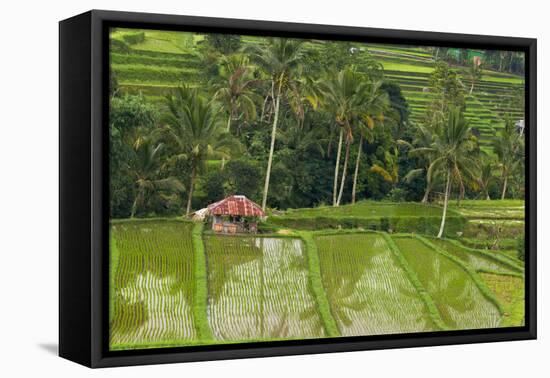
[207,195,265,217]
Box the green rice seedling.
[429,238,523,276]
[393,236,501,330]
[315,233,437,336]
[205,236,325,341]
[480,273,524,327]
[192,223,214,341]
[110,220,197,349]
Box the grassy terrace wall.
[267,201,467,237]
[299,232,340,338]
[109,235,120,325]
[191,223,214,342]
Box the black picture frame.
[59,9,537,368]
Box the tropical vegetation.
[108,29,527,350]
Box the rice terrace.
[108,27,526,350]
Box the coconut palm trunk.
[220,113,233,171]
[261,85,281,212]
[186,167,197,216]
[130,193,140,218]
[333,127,344,206]
[421,183,431,203]
[437,169,452,238]
[351,136,363,204]
[336,138,351,206]
[501,174,508,200]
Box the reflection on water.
[110,222,197,348]
[112,272,196,345]
[206,236,325,341]
[395,237,501,330]
[317,234,437,336]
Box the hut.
[207,195,265,234]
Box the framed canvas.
[59,9,537,368]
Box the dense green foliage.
[109,29,526,223]
[110,95,159,217]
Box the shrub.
[267,215,466,236]
[122,31,145,45]
[380,217,390,232]
[110,38,130,53]
[202,171,226,206]
[387,187,407,202]
[225,159,262,201]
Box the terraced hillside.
[110,28,524,151]
[362,43,524,151]
[450,200,525,262]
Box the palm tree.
[129,134,185,218]
[399,123,438,203]
[320,66,378,206]
[163,86,238,215]
[493,119,523,200]
[370,147,400,187]
[350,79,389,204]
[411,107,478,238]
[477,157,496,200]
[213,54,260,135]
[248,38,305,211]
[350,123,371,205]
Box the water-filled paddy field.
[109,220,523,350]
